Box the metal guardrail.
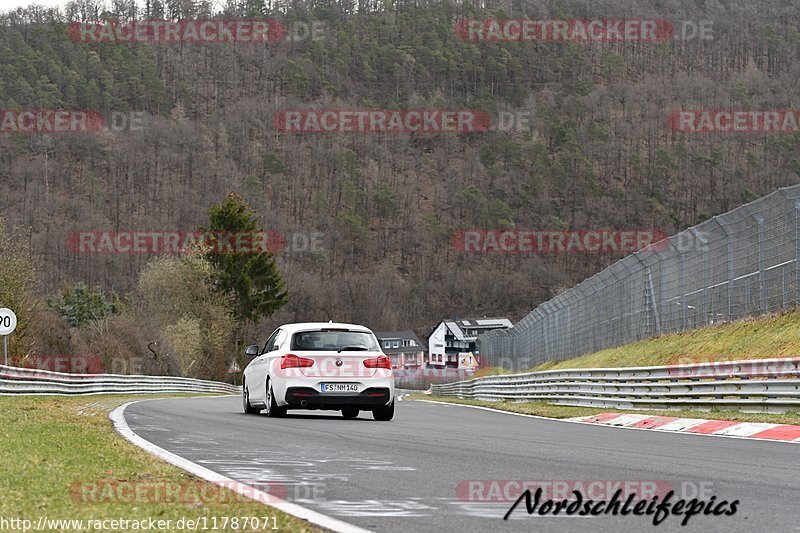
[393,368,474,390]
[0,365,240,396]
[430,357,800,414]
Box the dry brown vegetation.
[1,0,800,342]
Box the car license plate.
[321,383,358,392]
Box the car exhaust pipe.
[300,400,308,407]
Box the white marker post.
[0,308,17,366]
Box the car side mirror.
[244,345,260,357]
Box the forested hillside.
[2,0,800,338]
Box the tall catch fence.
[478,185,800,371]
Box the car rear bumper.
[285,387,392,409]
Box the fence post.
[630,264,637,342]
[633,254,659,336]
[558,303,564,357]
[745,278,751,315]
[624,264,634,342]
[690,228,709,324]
[755,215,766,313]
[542,302,550,357]
[783,267,788,310]
[679,251,687,329]
[607,269,620,346]
[565,297,573,359]
[659,243,671,332]
[647,265,660,334]
[715,217,734,320]
[796,201,800,308]
[604,278,612,344]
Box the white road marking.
[355,465,416,471]
[110,400,375,533]
[447,501,593,520]
[308,499,437,517]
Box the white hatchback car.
[241,322,395,421]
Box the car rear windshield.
[291,330,380,351]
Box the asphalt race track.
[124,396,800,533]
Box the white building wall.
[428,322,447,366]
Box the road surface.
[123,396,799,533]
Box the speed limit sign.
[0,308,16,336]
[0,308,15,366]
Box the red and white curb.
[567,412,800,443]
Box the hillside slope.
[1,0,800,335]
[534,310,800,370]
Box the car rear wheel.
[372,401,394,421]
[264,379,287,418]
[341,408,359,419]
[242,384,260,414]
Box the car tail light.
[363,355,392,369]
[281,354,314,369]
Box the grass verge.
[0,395,320,532]
[533,310,800,371]
[412,395,800,426]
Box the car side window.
[272,330,287,351]
[262,329,280,354]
